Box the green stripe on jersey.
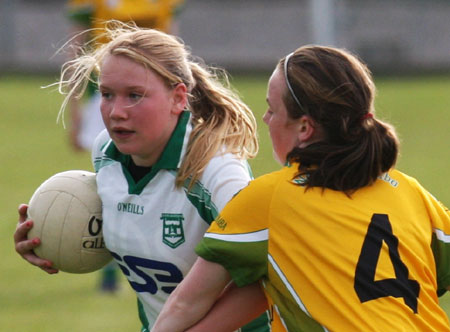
[241,311,271,332]
[182,177,219,225]
[93,156,115,173]
[137,298,150,331]
[266,260,328,331]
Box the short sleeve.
[91,129,110,173]
[428,194,450,294]
[196,173,278,287]
[200,152,252,213]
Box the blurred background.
[2,0,450,74]
[1,1,449,331]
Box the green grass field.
[1,73,449,330]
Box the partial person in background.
[66,0,184,151]
[14,21,271,332]
[65,0,184,293]
[151,45,450,331]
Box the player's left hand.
[14,204,59,274]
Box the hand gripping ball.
[27,170,112,273]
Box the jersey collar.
[102,110,192,171]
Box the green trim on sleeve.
[431,233,450,296]
[195,237,268,287]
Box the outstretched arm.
[152,257,268,332]
[185,280,268,332]
[152,257,230,331]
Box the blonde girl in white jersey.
[14,21,271,332]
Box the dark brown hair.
[281,45,399,194]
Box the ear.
[171,83,188,115]
[297,115,317,147]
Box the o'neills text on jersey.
[117,202,145,215]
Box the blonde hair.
[57,21,258,187]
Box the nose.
[108,98,128,120]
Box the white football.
[27,170,111,273]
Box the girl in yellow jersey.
[152,45,450,332]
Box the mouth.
[111,127,135,140]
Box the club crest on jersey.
[161,213,185,249]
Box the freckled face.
[99,54,184,166]
[263,67,301,164]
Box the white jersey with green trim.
[91,111,253,329]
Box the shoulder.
[224,166,291,210]
[203,152,251,180]
[196,152,252,212]
[250,165,294,191]
[383,169,449,214]
[386,169,432,198]
[92,129,110,154]
[91,129,112,170]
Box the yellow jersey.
[67,0,184,33]
[197,164,450,331]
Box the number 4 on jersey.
[354,213,420,313]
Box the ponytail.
[288,117,399,194]
[176,62,258,187]
[283,45,399,194]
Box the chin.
[113,142,136,156]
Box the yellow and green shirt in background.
[67,0,184,34]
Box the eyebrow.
[98,84,147,91]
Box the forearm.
[151,258,231,332]
[152,286,218,331]
[185,281,269,332]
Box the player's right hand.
[14,204,59,274]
